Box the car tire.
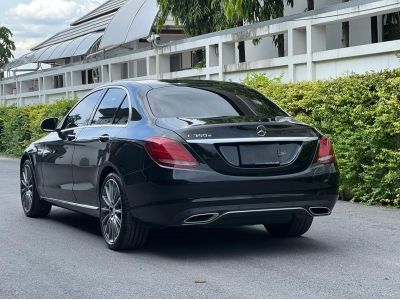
[20,160,52,218]
[99,173,148,250]
[264,215,313,237]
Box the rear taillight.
[317,136,335,164]
[144,137,199,169]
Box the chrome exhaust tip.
[183,213,219,225]
[309,207,331,216]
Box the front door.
[40,129,81,201]
[41,89,104,203]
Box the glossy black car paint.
[21,80,339,227]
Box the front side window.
[63,90,103,129]
[91,88,128,125]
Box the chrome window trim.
[186,137,318,144]
[59,88,106,130]
[60,85,133,132]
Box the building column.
[206,44,218,80]
[17,81,22,107]
[218,42,235,81]
[0,83,3,105]
[146,57,150,76]
[288,27,307,82]
[65,72,69,98]
[38,77,43,103]
[156,54,170,79]
[288,28,295,82]
[306,24,326,81]
[146,56,156,77]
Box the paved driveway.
[0,157,399,298]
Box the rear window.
[146,85,287,118]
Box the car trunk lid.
[156,116,319,176]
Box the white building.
[1,0,400,106]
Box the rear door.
[72,87,130,207]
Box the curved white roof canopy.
[2,32,102,71]
[59,32,103,58]
[38,32,103,62]
[99,0,159,50]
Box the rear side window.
[64,90,102,129]
[146,85,287,118]
[91,88,128,125]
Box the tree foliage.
[221,0,293,23]
[0,99,76,156]
[156,0,231,36]
[221,0,293,56]
[156,0,295,59]
[0,26,16,66]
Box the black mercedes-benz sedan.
[20,79,339,250]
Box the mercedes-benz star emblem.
[256,125,267,137]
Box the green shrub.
[244,70,400,207]
[1,71,399,207]
[0,98,76,157]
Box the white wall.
[315,52,400,80]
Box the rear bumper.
[124,163,339,227]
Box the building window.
[81,70,87,85]
[87,69,94,84]
[371,16,378,43]
[53,75,64,89]
[81,69,99,85]
[383,12,400,42]
[170,54,181,72]
[192,49,205,68]
[122,63,128,79]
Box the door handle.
[67,133,76,141]
[99,134,110,143]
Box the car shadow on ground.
[141,227,335,260]
[46,208,337,260]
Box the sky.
[0,0,107,59]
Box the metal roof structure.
[31,0,160,52]
[71,0,128,26]
[31,13,114,50]
[3,0,178,71]
[2,32,103,70]
[99,0,159,50]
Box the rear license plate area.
[239,143,280,166]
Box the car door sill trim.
[42,197,99,210]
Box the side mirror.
[40,117,58,132]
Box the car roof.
[99,79,247,91]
